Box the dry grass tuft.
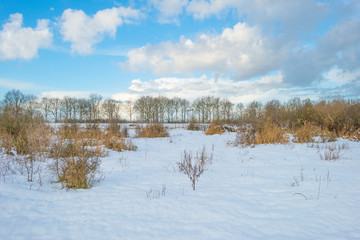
[205,122,224,135]
[254,123,288,144]
[187,118,201,131]
[235,123,288,147]
[294,121,321,143]
[49,138,106,189]
[104,137,136,152]
[135,124,169,138]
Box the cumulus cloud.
[113,73,286,103]
[323,67,360,85]
[122,22,286,79]
[0,78,34,90]
[41,91,93,99]
[282,18,360,86]
[0,13,52,60]
[149,0,325,35]
[150,0,189,23]
[60,6,142,55]
[187,0,324,23]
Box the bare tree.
[124,99,135,122]
[180,99,190,122]
[49,98,61,122]
[88,94,102,121]
[41,97,51,121]
[2,89,27,118]
[235,103,244,120]
[78,98,90,121]
[220,99,233,122]
[102,99,120,121]
[245,101,263,120]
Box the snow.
[1,128,360,239]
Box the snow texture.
[1,127,360,240]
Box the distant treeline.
[1,89,360,135]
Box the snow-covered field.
[1,128,360,240]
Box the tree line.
[1,89,359,135]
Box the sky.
[0,0,359,104]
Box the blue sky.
[0,0,359,103]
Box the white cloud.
[122,22,285,79]
[113,72,285,104]
[41,91,93,99]
[150,0,189,23]
[0,13,52,60]
[323,66,360,84]
[186,0,236,19]
[0,78,34,90]
[282,18,360,86]
[60,6,142,55]
[186,0,325,30]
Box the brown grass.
[55,123,134,152]
[294,121,321,143]
[49,138,106,189]
[187,118,201,131]
[205,122,224,135]
[255,123,288,144]
[319,144,344,161]
[135,124,169,138]
[235,123,288,147]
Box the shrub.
[294,121,321,143]
[254,123,288,144]
[135,124,169,138]
[104,137,135,152]
[49,139,105,189]
[177,147,213,190]
[59,156,101,189]
[235,122,288,146]
[235,125,256,147]
[106,122,128,138]
[205,122,224,135]
[187,118,201,131]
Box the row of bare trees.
[1,90,360,136]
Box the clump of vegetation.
[318,143,347,161]
[235,122,288,146]
[104,137,135,152]
[205,122,224,135]
[135,124,169,138]
[254,122,288,144]
[177,147,213,190]
[187,118,201,131]
[235,125,256,147]
[294,121,321,143]
[49,138,106,189]
[106,122,128,138]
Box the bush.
[187,118,201,131]
[104,137,135,152]
[294,121,321,143]
[235,123,288,147]
[177,147,213,190]
[135,124,169,138]
[235,125,256,147]
[59,156,101,189]
[254,122,288,144]
[49,139,105,189]
[205,122,224,135]
[106,122,128,138]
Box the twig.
[293,192,308,200]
